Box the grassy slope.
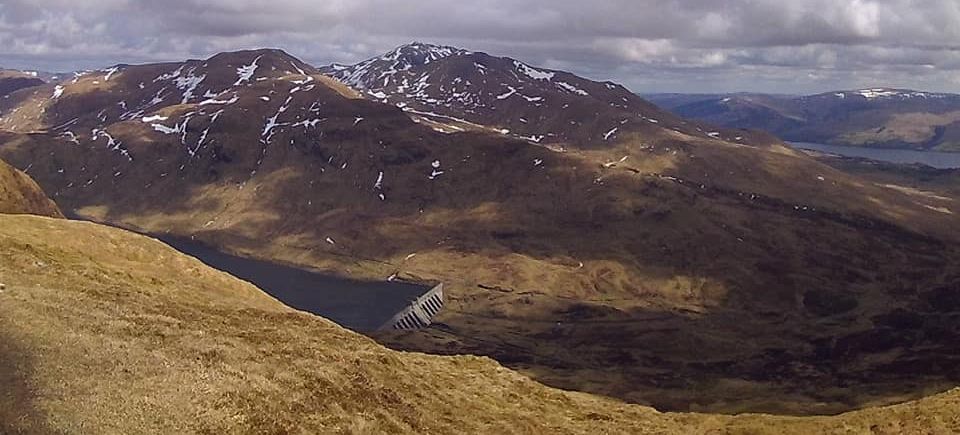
[1,214,959,434]
[0,215,662,434]
[0,159,61,217]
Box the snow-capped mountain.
[322,42,761,148]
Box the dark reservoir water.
[158,236,431,331]
[790,142,960,169]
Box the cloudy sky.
[3,0,960,94]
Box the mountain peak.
[321,43,703,148]
[377,42,472,69]
[204,48,312,72]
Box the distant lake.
[789,142,960,169]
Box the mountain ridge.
[321,42,779,149]
[647,89,960,152]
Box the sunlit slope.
[0,158,61,217]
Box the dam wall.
[379,283,444,330]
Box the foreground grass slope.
[1,213,960,434]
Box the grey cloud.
[1,0,959,93]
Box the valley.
[1,41,959,425]
[0,148,958,433]
[2,208,960,434]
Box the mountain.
[0,69,46,97]
[1,46,959,415]
[646,89,960,152]
[4,213,960,433]
[321,42,777,148]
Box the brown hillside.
[0,158,62,217]
[2,213,960,434]
[0,70,45,96]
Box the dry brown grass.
[1,214,960,434]
[0,159,61,217]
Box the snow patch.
[261,96,293,143]
[603,127,619,141]
[154,65,184,82]
[173,69,206,104]
[496,85,517,100]
[103,66,120,81]
[514,61,555,80]
[199,94,239,106]
[235,55,263,86]
[91,128,131,160]
[556,81,588,96]
[429,159,444,180]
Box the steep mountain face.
[0,158,61,217]
[647,89,960,152]
[1,47,960,414]
[5,214,960,434]
[321,43,776,148]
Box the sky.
[3,0,960,94]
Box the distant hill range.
[0,70,46,97]
[646,89,960,152]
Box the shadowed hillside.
[0,70,45,97]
